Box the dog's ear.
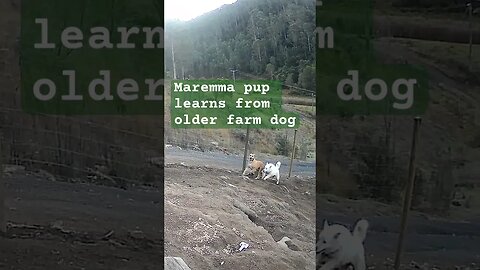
[323,219,329,229]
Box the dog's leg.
[255,169,262,179]
[264,172,273,181]
[275,172,280,185]
[352,254,366,270]
[243,164,254,176]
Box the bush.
[351,134,401,202]
[298,138,310,160]
[276,133,290,156]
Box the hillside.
[317,0,480,215]
[164,0,316,92]
[164,0,317,160]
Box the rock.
[277,236,302,251]
[277,236,291,249]
[164,257,191,270]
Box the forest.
[164,0,316,93]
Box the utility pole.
[231,68,250,172]
[171,39,177,79]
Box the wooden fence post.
[288,129,298,178]
[394,117,422,270]
[468,3,473,71]
[0,138,5,233]
[242,127,250,172]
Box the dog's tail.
[275,161,281,168]
[353,219,369,242]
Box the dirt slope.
[1,168,163,270]
[164,164,316,270]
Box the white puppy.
[262,161,281,185]
[316,219,369,270]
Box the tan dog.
[242,153,265,179]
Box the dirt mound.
[164,164,316,270]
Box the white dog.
[316,219,369,270]
[262,161,281,185]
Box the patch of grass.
[404,39,480,73]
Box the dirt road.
[165,147,316,177]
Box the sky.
[165,0,238,21]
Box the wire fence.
[316,116,474,213]
[0,103,164,188]
[165,126,316,162]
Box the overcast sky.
[165,0,238,21]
